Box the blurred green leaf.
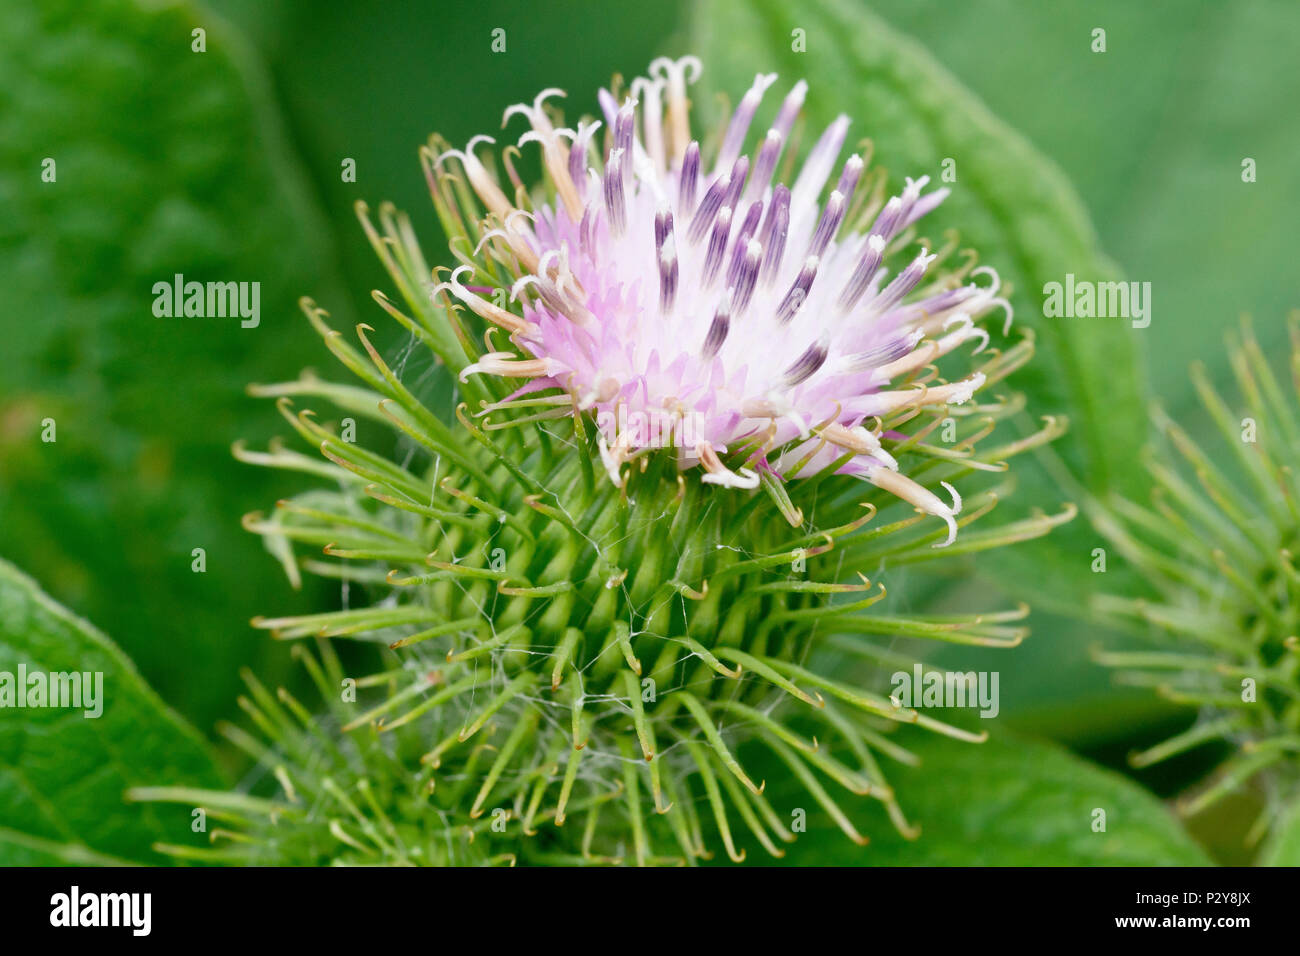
[762,729,1211,865]
[867,0,1300,423]
[0,557,224,865]
[1259,799,1300,866]
[0,0,349,727]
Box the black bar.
[0,865,1280,942]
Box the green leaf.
[866,0,1300,426]
[0,558,225,865]
[688,0,1147,614]
[763,729,1211,866]
[1259,799,1300,866]
[0,0,348,728]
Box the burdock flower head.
[194,58,1070,866]
[1094,316,1300,845]
[438,57,1012,543]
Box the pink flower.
[437,58,1012,545]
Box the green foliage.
[1094,317,1300,842]
[0,0,347,727]
[869,0,1300,420]
[1260,798,1300,866]
[762,728,1212,865]
[0,558,223,865]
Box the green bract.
[1095,316,1300,840]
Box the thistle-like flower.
[439,58,1012,544]
[193,58,1071,866]
[1094,316,1300,842]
